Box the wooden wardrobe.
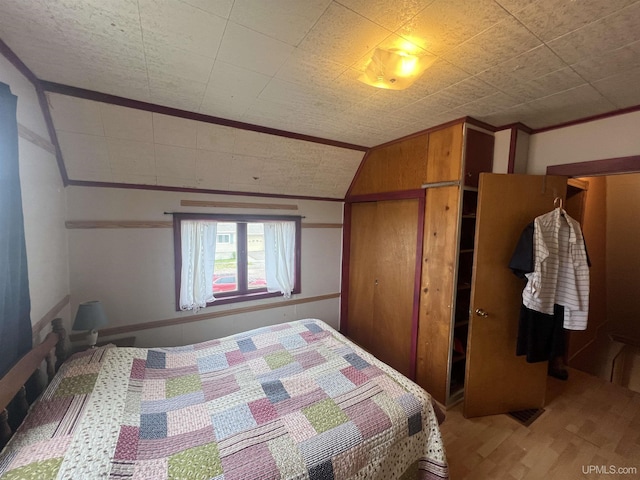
[341,119,494,406]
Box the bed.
[0,319,448,479]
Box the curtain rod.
[163,212,306,218]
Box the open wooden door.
[463,174,568,418]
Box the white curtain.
[264,221,296,298]
[180,220,217,311]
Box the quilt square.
[248,398,278,425]
[281,375,317,398]
[344,353,370,371]
[165,352,197,369]
[9,436,71,470]
[197,353,229,373]
[280,334,307,350]
[247,357,271,375]
[167,404,210,437]
[344,399,392,440]
[316,371,355,398]
[130,358,146,380]
[202,375,240,402]
[1,458,63,480]
[373,375,406,399]
[142,379,166,401]
[168,443,222,479]
[281,411,316,443]
[264,350,294,370]
[340,366,368,386]
[165,374,201,398]
[303,399,349,434]
[252,332,280,349]
[114,425,140,461]
[261,380,290,403]
[54,373,98,397]
[397,393,423,417]
[294,350,325,370]
[140,412,167,439]
[332,446,368,479]
[211,403,257,440]
[146,351,166,369]
[304,322,324,334]
[408,411,422,436]
[237,338,257,352]
[132,458,168,480]
[221,442,278,480]
[309,459,334,480]
[225,350,245,366]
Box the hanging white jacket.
[521,208,589,330]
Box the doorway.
[547,167,640,391]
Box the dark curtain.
[0,82,32,377]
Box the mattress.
[0,319,448,479]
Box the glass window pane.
[213,222,237,293]
[247,223,266,290]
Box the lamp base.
[86,329,99,348]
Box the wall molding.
[32,294,70,335]
[17,123,56,155]
[301,223,342,228]
[65,220,341,229]
[546,155,640,176]
[41,81,368,152]
[70,293,341,340]
[67,180,344,202]
[66,221,173,229]
[181,200,298,210]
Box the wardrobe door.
[371,199,419,378]
[347,202,378,351]
[347,199,419,378]
[464,174,567,418]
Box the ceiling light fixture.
[359,48,436,90]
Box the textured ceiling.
[1,0,640,196]
[47,92,363,198]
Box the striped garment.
[522,208,589,330]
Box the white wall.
[66,186,343,347]
[527,110,640,174]
[492,129,511,173]
[0,55,70,340]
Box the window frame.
[173,213,302,310]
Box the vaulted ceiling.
[1,0,639,198]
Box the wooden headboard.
[0,318,69,449]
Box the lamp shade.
[73,301,109,331]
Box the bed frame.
[0,318,69,449]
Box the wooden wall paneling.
[346,202,378,351]
[371,199,420,378]
[425,123,464,184]
[349,133,429,196]
[416,185,460,404]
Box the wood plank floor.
[439,368,640,479]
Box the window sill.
[176,289,301,311]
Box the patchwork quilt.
[0,319,448,479]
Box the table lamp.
[73,300,109,347]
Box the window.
[174,214,301,310]
[216,233,234,244]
